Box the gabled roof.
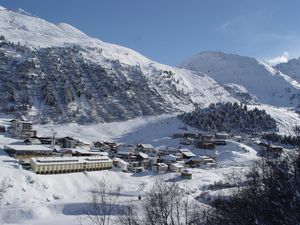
[161,154,177,161]
[138,152,149,159]
[156,162,168,167]
[179,149,196,157]
[24,138,41,144]
[60,136,77,141]
[171,163,184,168]
[138,144,154,149]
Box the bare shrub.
[143,179,201,225]
[87,179,122,225]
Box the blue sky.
[1,0,300,65]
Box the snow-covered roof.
[4,145,53,152]
[31,156,112,165]
[186,156,210,163]
[114,157,129,165]
[170,163,184,168]
[161,154,177,161]
[138,144,154,149]
[138,152,149,159]
[215,132,229,136]
[179,149,196,157]
[57,147,104,155]
[181,169,192,174]
[24,138,41,144]
[156,163,168,167]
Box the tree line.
[179,102,277,134]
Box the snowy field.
[251,105,300,135]
[0,108,298,225]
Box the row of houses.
[111,143,216,173]
[174,132,230,153]
[3,118,216,176]
[173,132,230,141]
[257,142,284,158]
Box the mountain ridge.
[179,51,300,107]
[0,8,235,123]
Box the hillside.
[178,102,277,133]
[179,51,300,107]
[0,7,235,123]
[276,57,300,83]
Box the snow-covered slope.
[179,51,300,107]
[0,115,259,224]
[0,7,235,123]
[276,57,300,83]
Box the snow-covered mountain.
[0,7,235,123]
[276,58,300,83]
[179,51,300,107]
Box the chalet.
[24,138,42,145]
[205,162,217,168]
[136,144,155,153]
[214,139,227,145]
[10,119,37,139]
[30,156,113,174]
[170,163,184,173]
[128,155,138,162]
[115,145,135,159]
[174,153,183,161]
[149,156,158,167]
[180,138,193,145]
[128,161,144,173]
[186,156,207,167]
[234,135,243,142]
[4,145,53,159]
[179,149,196,159]
[257,142,283,157]
[160,154,177,165]
[59,137,77,148]
[38,137,53,145]
[257,141,269,151]
[136,152,150,168]
[266,145,284,157]
[198,132,214,141]
[203,157,215,164]
[268,145,283,152]
[215,132,230,139]
[181,169,192,179]
[93,141,106,148]
[76,140,91,147]
[152,163,168,173]
[113,158,129,172]
[104,142,118,151]
[195,140,216,149]
[157,147,180,156]
[183,133,197,139]
[53,147,106,157]
[93,141,110,151]
[72,148,103,157]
